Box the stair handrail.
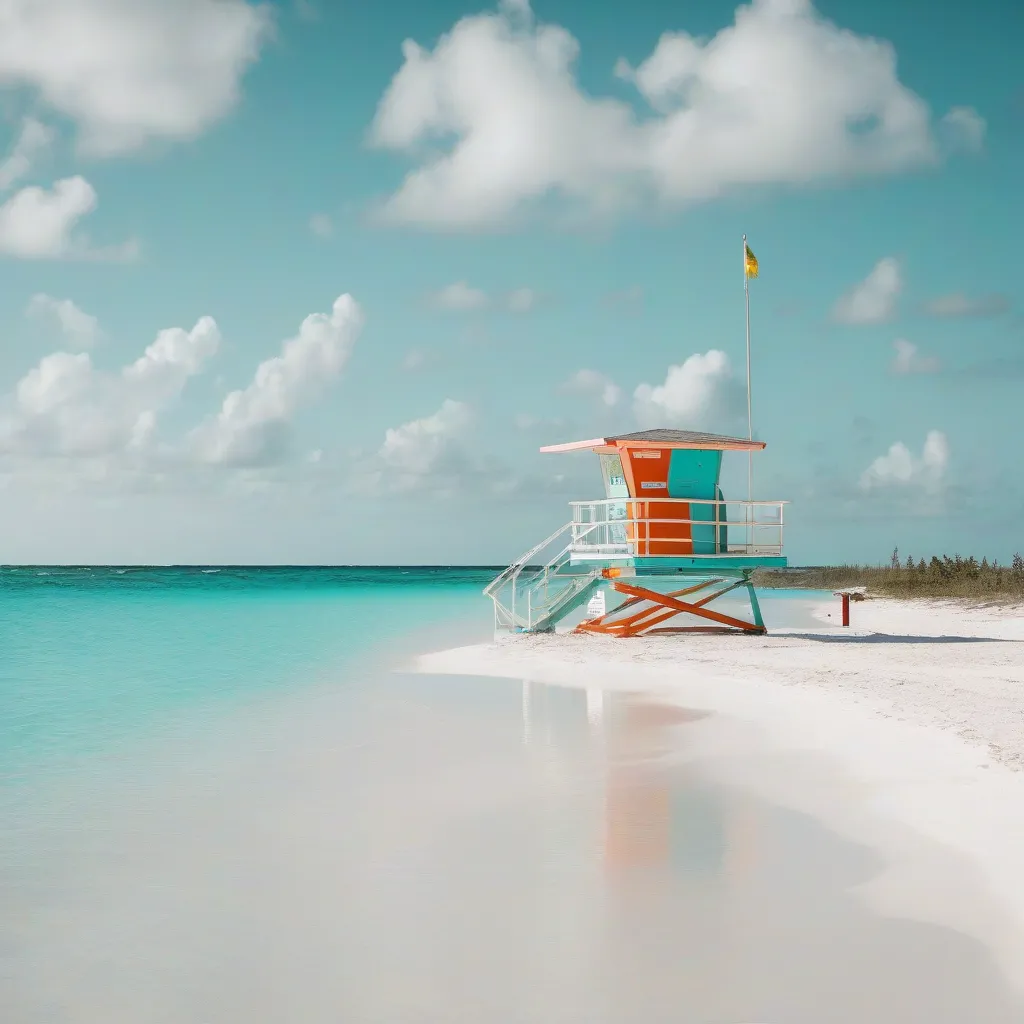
[522,570,601,631]
[483,521,574,598]
[486,522,605,631]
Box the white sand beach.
[416,597,1024,992]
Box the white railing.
[484,522,601,632]
[568,497,787,558]
[484,497,789,632]
[483,521,573,606]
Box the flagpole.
[743,234,753,551]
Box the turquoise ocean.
[3,568,1021,1023]
[1,566,493,781]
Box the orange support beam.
[576,577,765,637]
[612,579,748,636]
[579,579,722,634]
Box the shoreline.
[807,589,1024,609]
[414,597,1024,991]
[754,570,1024,606]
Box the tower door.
[667,450,723,554]
[599,454,629,546]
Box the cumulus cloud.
[401,349,429,371]
[0,0,271,156]
[921,292,1009,318]
[940,106,986,153]
[562,368,621,407]
[859,430,948,491]
[891,338,939,375]
[193,294,364,467]
[79,237,142,264]
[428,281,540,312]
[368,0,968,229]
[0,175,135,260]
[0,117,54,191]
[2,292,371,486]
[832,257,901,324]
[26,293,102,349]
[505,287,540,312]
[0,316,219,458]
[430,281,489,311]
[633,350,745,430]
[374,398,473,491]
[0,176,97,258]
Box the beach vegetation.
[756,553,1024,602]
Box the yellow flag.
[744,243,759,279]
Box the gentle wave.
[0,565,505,592]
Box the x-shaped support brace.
[576,576,765,637]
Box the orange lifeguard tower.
[484,428,788,636]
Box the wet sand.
[4,666,1023,1022]
[419,594,1024,993]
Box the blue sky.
[0,0,1020,565]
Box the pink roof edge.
[540,429,767,453]
[538,437,607,454]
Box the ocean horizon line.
[0,563,512,570]
[0,563,829,571]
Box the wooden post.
[841,592,850,627]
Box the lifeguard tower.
[484,429,788,636]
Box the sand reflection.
[4,672,1023,1023]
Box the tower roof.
[540,429,765,454]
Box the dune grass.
[754,552,1024,602]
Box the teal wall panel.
[668,450,722,554]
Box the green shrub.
[755,554,1024,601]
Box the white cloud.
[428,281,541,311]
[3,293,369,487]
[193,294,364,467]
[832,257,901,324]
[500,0,532,18]
[309,213,334,238]
[370,397,555,496]
[891,338,939,375]
[0,117,54,191]
[402,349,429,371]
[562,368,621,407]
[940,106,986,153]
[633,350,744,430]
[0,0,271,156]
[77,237,142,264]
[375,398,473,491]
[369,0,964,229]
[505,287,539,312]
[429,281,489,311]
[859,430,948,491]
[26,293,102,349]
[0,316,219,458]
[0,176,97,258]
[0,176,134,260]
[922,292,1009,318]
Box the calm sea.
[2,567,1021,1022]
[0,566,495,779]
